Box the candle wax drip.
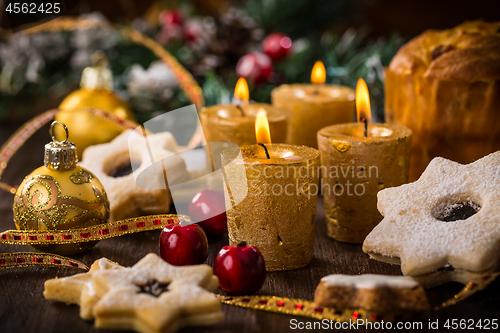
[258,143,271,159]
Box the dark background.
[2,0,500,37]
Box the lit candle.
[271,61,355,148]
[200,78,287,146]
[221,111,320,271]
[317,79,412,244]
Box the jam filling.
[438,203,480,222]
[111,162,141,178]
[437,265,455,272]
[139,280,170,297]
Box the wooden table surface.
[1,123,499,333]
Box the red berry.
[159,9,184,27]
[184,20,202,43]
[236,51,273,84]
[188,189,227,235]
[214,242,266,294]
[159,223,208,266]
[262,33,292,61]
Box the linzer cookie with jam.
[44,253,222,333]
[44,258,124,320]
[363,151,500,288]
[91,253,222,333]
[80,129,190,222]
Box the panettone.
[385,21,500,181]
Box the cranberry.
[188,189,227,236]
[159,223,208,266]
[214,242,266,294]
[236,51,273,84]
[159,9,184,27]
[262,33,292,61]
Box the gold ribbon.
[0,214,186,246]
[0,252,88,270]
[1,17,498,322]
[434,272,500,310]
[217,294,382,322]
[0,111,498,323]
[0,214,184,271]
[216,271,500,323]
[0,213,497,322]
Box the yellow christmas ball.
[55,51,136,158]
[13,122,110,255]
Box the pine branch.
[245,0,354,38]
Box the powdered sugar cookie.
[44,254,221,333]
[43,258,124,320]
[80,129,190,221]
[91,253,222,333]
[363,151,500,287]
[314,274,429,313]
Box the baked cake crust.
[389,21,500,82]
[385,21,500,181]
[314,274,429,313]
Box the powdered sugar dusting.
[92,253,222,332]
[363,151,500,276]
[321,274,418,289]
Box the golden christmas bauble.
[55,51,136,158]
[56,88,135,158]
[12,121,110,255]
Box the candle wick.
[236,105,246,117]
[361,117,368,137]
[312,89,319,96]
[258,143,271,159]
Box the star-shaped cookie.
[80,129,190,221]
[91,253,222,333]
[43,258,123,320]
[363,151,500,288]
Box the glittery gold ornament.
[55,51,136,158]
[13,121,110,255]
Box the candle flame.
[255,108,271,144]
[311,61,326,84]
[234,77,249,102]
[356,78,372,122]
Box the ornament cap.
[80,51,113,90]
[44,121,78,170]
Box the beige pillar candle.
[200,103,287,146]
[221,143,320,271]
[200,77,287,147]
[317,79,412,243]
[271,61,355,148]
